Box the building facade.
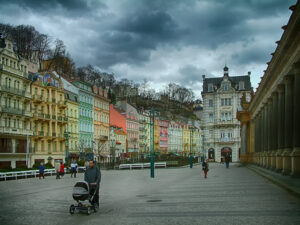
[30,72,67,166]
[201,67,252,162]
[71,81,94,160]
[93,85,110,162]
[168,121,183,154]
[138,109,150,157]
[237,2,300,177]
[115,101,139,157]
[0,38,33,169]
[159,119,169,154]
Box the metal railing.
[119,162,167,170]
[0,167,86,181]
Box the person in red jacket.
[60,161,65,177]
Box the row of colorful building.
[0,37,203,169]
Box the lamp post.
[202,134,205,162]
[189,126,194,168]
[150,109,155,178]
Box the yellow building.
[182,124,191,156]
[92,85,110,162]
[0,38,33,169]
[30,72,67,166]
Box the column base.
[270,150,276,170]
[290,147,300,178]
[275,149,283,173]
[262,151,268,168]
[282,148,292,176]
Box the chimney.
[248,71,251,76]
[202,74,205,80]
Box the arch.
[208,148,215,160]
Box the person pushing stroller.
[84,160,101,207]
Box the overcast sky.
[0,0,296,98]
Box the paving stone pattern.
[0,163,299,225]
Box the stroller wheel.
[69,205,75,215]
[87,207,91,215]
[93,205,98,213]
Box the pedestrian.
[70,160,78,178]
[60,161,65,177]
[225,154,231,168]
[55,160,60,179]
[39,162,45,179]
[84,160,101,207]
[202,159,209,179]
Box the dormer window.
[208,83,213,92]
[221,82,230,91]
[239,81,245,90]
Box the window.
[239,81,245,90]
[209,100,213,107]
[208,84,213,92]
[221,82,230,91]
[209,113,214,123]
[221,98,232,106]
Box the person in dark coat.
[39,162,45,179]
[84,160,101,206]
[202,159,209,179]
[225,154,231,168]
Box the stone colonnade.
[252,65,300,177]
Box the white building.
[201,66,252,162]
[168,121,183,153]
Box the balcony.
[57,116,63,123]
[139,127,146,131]
[52,115,56,120]
[38,131,44,137]
[215,119,239,127]
[0,126,33,136]
[33,95,43,103]
[0,85,25,96]
[1,106,24,116]
[63,116,68,123]
[0,64,28,78]
[45,114,50,120]
[38,113,44,120]
[100,135,108,142]
[52,132,56,139]
[24,111,32,117]
[52,98,56,104]
[216,137,240,144]
[139,135,145,139]
[58,100,67,108]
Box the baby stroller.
[69,181,98,215]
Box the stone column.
[259,112,263,165]
[271,93,278,170]
[263,105,268,167]
[282,75,294,175]
[276,84,285,172]
[291,65,300,177]
[267,98,273,168]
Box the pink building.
[159,119,169,153]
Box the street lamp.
[150,109,155,178]
[189,126,194,168]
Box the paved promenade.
[0,163,299,225]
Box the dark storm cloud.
[0,0,296,92]
[1,0,106,17]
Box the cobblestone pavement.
[0,163,300,225]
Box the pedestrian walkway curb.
[247,164,300,197]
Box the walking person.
[225,154,231,168]
[39,162,45,179]
[55,160,61,179]
[70,160,78,178]
[84,160,101,207]
[202,159,209,179]
[60,161,65,178]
